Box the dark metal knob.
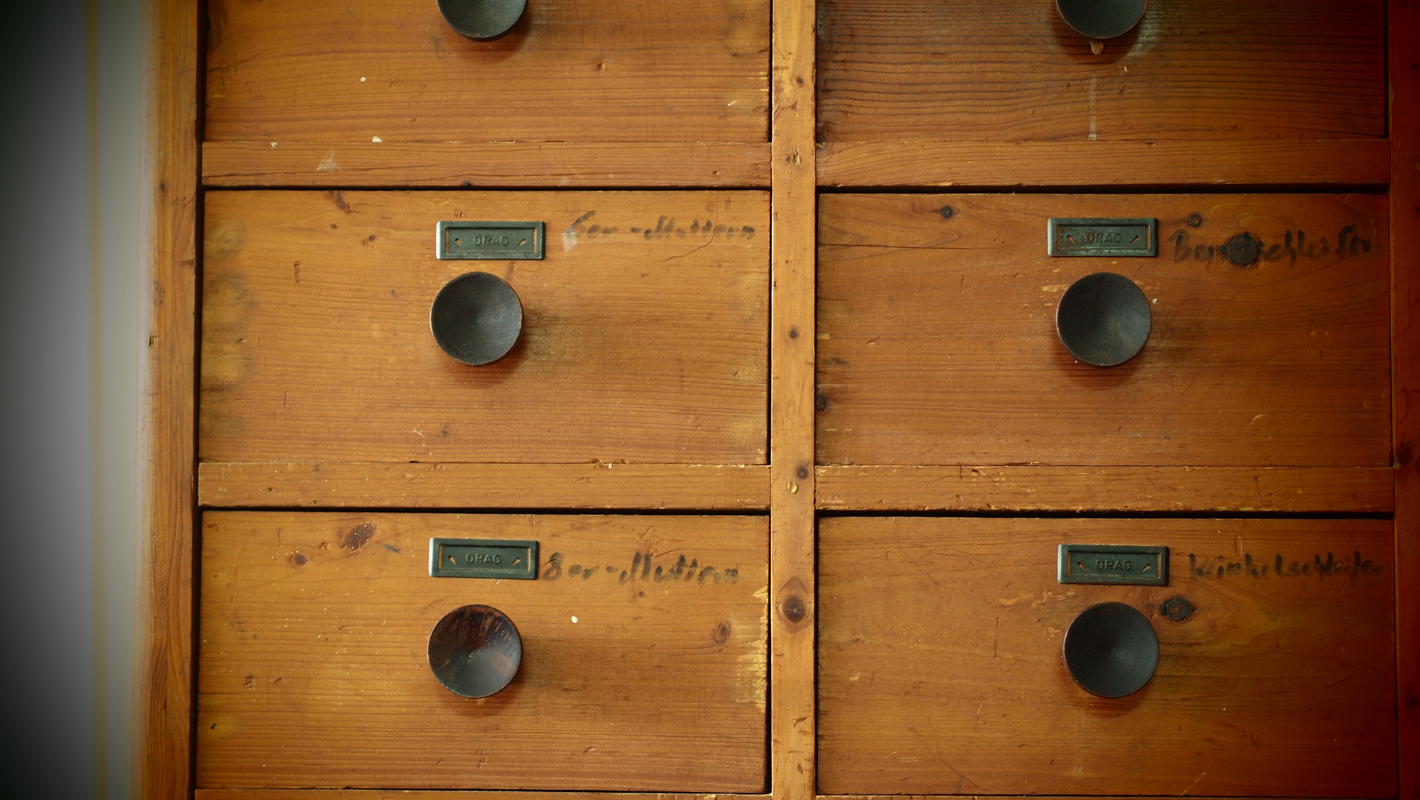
[1056,0,1147,40]
[1055,271,1151,367]
[1063,601,1159,698]
[430,272,523,366]
[437,0,526,40]
[428,604,522,698]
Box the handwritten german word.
[1172,226,1373,267]
[566,211,755,244]
[1187,551,1383,582]
[543,551,740,586]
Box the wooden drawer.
[201,190,768,465]
[197,512,768,790]
[205,0,768,146]
[818,516,1396,796]
[817,193,1390,469]
[816,0,1384,145]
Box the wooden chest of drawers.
[140,1,1419,799]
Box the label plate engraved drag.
[437,221,545,260]
[429,538,539,579]
[1048,218,1158,257]
[1058,544,1169,586]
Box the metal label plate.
[1048,218,1158,257]
[437,221,544,260]
[429,538,539,579]
[1058,544,1169,586]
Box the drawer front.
[816,0,1384,143]
[205,0,768,144]
[818,517,1396,796]
[817,193,1390,467]
[201,190,768,464]
[198,512,768,790]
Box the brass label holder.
[429,538,539,579]
[437,221,545,260]
[1048,218,1158,257]
[1058,544,1169,585]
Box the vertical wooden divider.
[1391,3,1419,797]
[770,0,817,799]
[138,0,199,798]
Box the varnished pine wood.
[200,190,768,465]
[138,0,198,798]
[198,462,769,509]
[818,517,1397,796]
[816,0,1385,144]
[816,139,1392,189]
[818,193,1391,469]
[205,0,768,146]
[769,1,817,799]
[1390,3,1420,796]
[816,466,1394,513]
[203,142,772,189]
[198,513,768,791]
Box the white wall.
[0,1,141,796]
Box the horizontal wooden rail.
[816,465,1394,513]
[199,462,770,510]
[817,139,1391,188]
[203,141,772,188]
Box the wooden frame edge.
[1389,2,1419,797]
[137,0,199,798]
[769,0,817,799]
[196,794,772,800]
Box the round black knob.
[1056,0,1148,40]
[1063,601,1159,698]
[430,272,523,366]
[428,604,522,698]
[1055,271,1151,367]
[437,0,526,40]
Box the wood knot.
[796,465,809,480]
[1159,596,1195,622]
[290,551,308,566]
[780,595,807,625]
[713,621,732,644]
[342,521,377,551]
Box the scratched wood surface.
[198,463,770,509]
[138,0,198,799]
[815,466,1394,513]
[818,517,1397,797]
[200,191,768,465]
[1389,3,1420,796]
[202,142,772,188]
[205,0,768,145]
[198,512,768,790]
[817,193,1391,469]
[816,0,1385,144]
[768,0,818,798]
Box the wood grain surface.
[816,0,1385,144]
[815,466,1394,513]
[203,142,772,188]
[768,0,818,799]
[817,193,1391,468]
[205,0,768,144]
[200,191,768,465]
[197,513,768,790]
[815,139,1392,189]
[1389,3,1420,796]
[198,462,770,510]
[818,517,1397,797]
[138,0,198,798]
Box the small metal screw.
[1187,214,1203,228]
[1160,596,1196,622]
[939,206,954,219]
